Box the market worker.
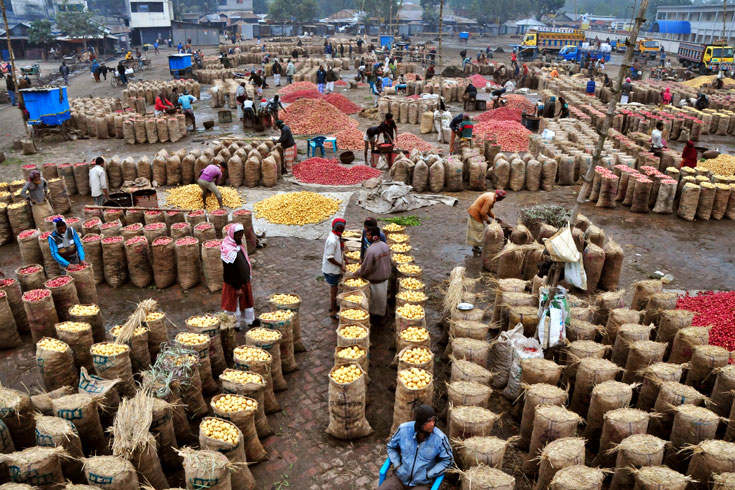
[322,218,346,320]
[542,96,556,118]
[457,114,474,148]
[363,125,384,164]
[89,157,110,206]
[380,112,398,143]
[681,140,698,168]
[221,223,259,328]
[558,96,569,119]
[549,68,559,78]
[267,95,286,126]
[316,64,327,94]
[466,190,506,254]
[198,162,225,209]
[463,81,477,111]
[448,112,464,153]
[358,225,391,322]
[178,90,198,130]
[620,77,633,104]
[650,121,666,159]
[48,218,85,273]
[586,77,596,96]
[20,170,55,225]
[274,120,296,174]
[381,405,453,490]
[360,217,386,261]
[154,90,174,116]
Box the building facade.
[127,0,174,45]
[656,5,735,46]
[217,0,254,12]
[7,0,53,18]
[53,0,87,12]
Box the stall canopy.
[650,21,691,34]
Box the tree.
[420,0,440,27]
[28,20,53,47]
[253,0,269,14]
[466,0,529,24]
[363,0,400,23]
[55,5,103,50]
[528,0,565,19]
[269,0,317,22]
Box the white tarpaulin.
[356,182,458,214]
[241,189,354,240]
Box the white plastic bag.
[502,336,544,400]
[537,286,569,349]
[541,129,555,141]
[564,255,587,290]
[545,224,579,263]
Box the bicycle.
[111,68,136,88]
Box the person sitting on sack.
[221,223,259,329]
[466,190,507,255]
[154,90,175,116]
[20,170,55,225]
[380,405,453,490]
[48,218,85,273]
[358,225,391,325]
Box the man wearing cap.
[466,190,506,254]
[621,77,633,104]
[381,405,453,490]
[49,218,85,273]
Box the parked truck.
[636,39,660,58]
[557,45,611,63]
[520,27,585,52]
[677,41,734,74]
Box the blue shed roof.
[650,20,691,34]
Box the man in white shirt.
[651,121,665,157]
[89,157,110,206]
[322,217,346,319]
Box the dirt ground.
[0,36,734,490]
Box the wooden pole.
[83,205,193,212]
[0,0,29,136]
[438,0,444,69]
[569,0,650,225]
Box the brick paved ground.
[1,182,734,489]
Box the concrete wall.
[172,23,219,46]
[585,30,681,54]
[128,0,173,29]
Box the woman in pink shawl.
[220,223,258,327]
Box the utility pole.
[723,0,727,39]
[570,0,649,224]
[0,0,28,136]
[438,0,444,68]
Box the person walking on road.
[5,73,16,105]
[59,62,70,85]
[116,61,128,85]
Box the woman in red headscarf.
[221,223,258,328]
[322,218,346,319]
[681,140,698,168]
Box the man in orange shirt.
[466,190,506,253]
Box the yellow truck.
[636,38,660,58]
[520,27,585,52]
[678,41,734,74]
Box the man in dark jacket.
[5,74,16,105]
[116,61,128,85]
[272,59,283,86]
[463,82,477,111]
[275,120,296,173]
[325,66,338,93]
[316,65,327,94]
[59,62,70,85]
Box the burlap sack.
[166,155,182,186]
[0,446,66,486]
[36,337,77,391]
[52,393,106,455]
[101,236,127,288]
[325,364,372,440]
[0,291,21,349]
[210,394,265,463]
[391,368,434,433]
[90,343,135,397]
[180,448,232,490]
[34,414,84,481]
[175,238,200,290]
[0,387,35,449]
[83,456,138,490]
[220,369,273,438]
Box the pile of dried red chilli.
[677,290,735,353]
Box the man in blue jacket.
[48,218,85,273]
[381,405,453,489]
[316,65,327,94]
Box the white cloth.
[620,94,629,104]
[368,280,388,316]
[274,73,281,85]
[326,81,334,93]
[89,165,108,198]
[322,232,343,274]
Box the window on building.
[131,1,164,12]
[219,0,227,5]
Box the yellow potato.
[234,345,271,362]
[247,328,281,342]
[396,291,428,302]
[187,315,219,328]
[260,311,294,321]
[397,264,422,275]
[200,418,240,444]
[400,326,429,342]
[330,364,363,384]
[400,347,432,364]
[271,294,300,305]
[221,369,264,385]
[212,394,258,413]
[344,278,367,287]
[339,325,368,339]
[91,342,129,356]
[55,322,91,333]
[398,367,432,389]
[69,305,100,316]
[37,338,70,352]
[175,332,209,346]
[399,278,424,290]
[336,346,365,359]
[396,304,425,320]
[340,309,369,321]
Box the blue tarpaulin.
[20,87,70,126]
[650,21,691,34]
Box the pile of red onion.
[293,158,381,185]
[678,291,735,353]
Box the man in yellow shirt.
[466,190,506,253]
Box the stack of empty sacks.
[440,266,520,488]
[481,273,735,489]
[482,213,624,294]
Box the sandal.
[329,312,339,320]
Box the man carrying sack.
[20,170,55,226]
[466,190,506,254]
[358,225,391,325]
